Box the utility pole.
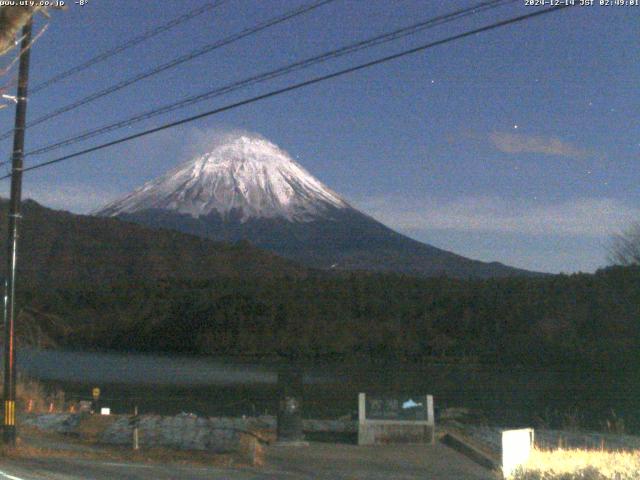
[3,18,33,446]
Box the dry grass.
[0,425,240,468]
[0,440,238,468]
[0,374,66,414]
[512,447,640,480]
[15,375,65,413]
[0,6,34,55]
[238,431,266,467]
[73,414,119,443]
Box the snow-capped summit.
[96,132,536,278]
[98,134,348,222]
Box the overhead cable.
[26,0,515,157]
[29,2,225,94]
[0,0,336,141]
[0,5,570,181]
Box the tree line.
[19,265,640,371]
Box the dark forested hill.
[1,199,638,376]
[0,199,306,290]
[18,259,640,373]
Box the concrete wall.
[358,420,435,445]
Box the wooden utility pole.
[3,18,33,446]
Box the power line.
[0,5,570,181]
[29,2,224,95]
[26,0,513,156]
[0,0,336,142]
[25,0,516,158]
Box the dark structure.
[276,367,305,444]
[2,18,32,445]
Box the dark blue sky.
[0,0,637,273]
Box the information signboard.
[365,396,427,421]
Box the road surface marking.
[0,470,27,480]
[99,462,153,468]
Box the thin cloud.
[181,126,265,160]
[355,195,639,238]
[489,132,590,159]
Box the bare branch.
[609,222,640,266]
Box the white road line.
[98,462,153,469]
[0,469,28,480]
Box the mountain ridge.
[116,205,535,278]
[0,199,307,290]
[97,133,541,279]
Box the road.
[0,442,496,479]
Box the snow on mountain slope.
[95,132,539,278]
[98,134,349,222]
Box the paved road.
[0,442,496,479]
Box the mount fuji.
[96,134,533,278]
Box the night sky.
[0,0,637,273]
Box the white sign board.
[502,428,534,478]
[100,407,111,415]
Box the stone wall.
[102,414,268,453]
[23,413,357,450]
